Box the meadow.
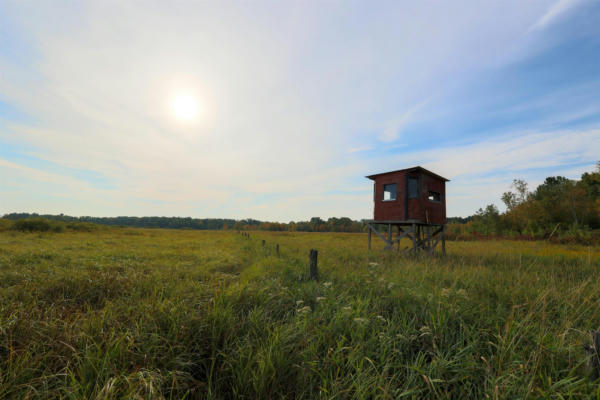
[1,225,600,399]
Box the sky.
[1,0,599,221]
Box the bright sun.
[171,93,199,122]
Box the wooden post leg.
[368,227,372,250]
[387,224,392,245]
[442,225,446,256]
[427,226,432,253]
[411,223,416,253]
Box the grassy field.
[1,227,600,399]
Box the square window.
[382,183,397,201]
[428,191,441,202]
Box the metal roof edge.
[366,166,449,181]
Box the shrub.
[65,222,98,232]
[11,218,64,233]
[0,218,13,231]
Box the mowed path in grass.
[1,228,600,399]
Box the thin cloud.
[0,1,597,220]
[379,98,431,143]
[528,0,583,32]
[348,146,373,153]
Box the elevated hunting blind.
[365,166,448,253]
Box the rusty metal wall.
[372,170,446,224]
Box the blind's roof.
[366,166,449,182]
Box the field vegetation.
[1,225,600,398]
[0,224,600,399]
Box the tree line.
[4,163,599,240]
[1,213,367,233]
[450,162,600,241]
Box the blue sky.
[1,0,599,221]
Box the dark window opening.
[408,177,419,198]
[382,183,397,201]
[428,191,441,202]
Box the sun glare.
[171,93,199,122]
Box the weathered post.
[585,331,600,379]
[276,244,280,257]
[309,249,318,280]
[442,225,446,255]
[262,240,265,247]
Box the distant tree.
[472,204,501,235]
[310,217,324,231]
[501,179,529,211]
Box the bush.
[11,218,64,233]
[65,222,98,232]
[0,218,13,231]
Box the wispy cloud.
[348,146,373,153]
[0,1,597,220]
[528,0,583,32]
[379,98,431,143]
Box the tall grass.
[1,228,599,398]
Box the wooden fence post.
[309,249,319,280]
[276,244,280,257]
[585,330,600,379]
[262,240,265,247]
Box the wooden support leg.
[427,226,432,253]
[368,227,372,250]
[442,225,446,256]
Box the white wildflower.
[353,317,368,324]
[297,306,312,314]
[342,306,352,311]
[316,296,326,302]
[368,262,379,267]
[296,300,304,306]
[376,315,386,322]
[323,281,332,288]
[387,282,395,289]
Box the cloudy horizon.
[1,0,599,222]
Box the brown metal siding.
[420,174,446,224]
[373,171,405,221]
[372,170,446,224]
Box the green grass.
[1,228,600,399]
